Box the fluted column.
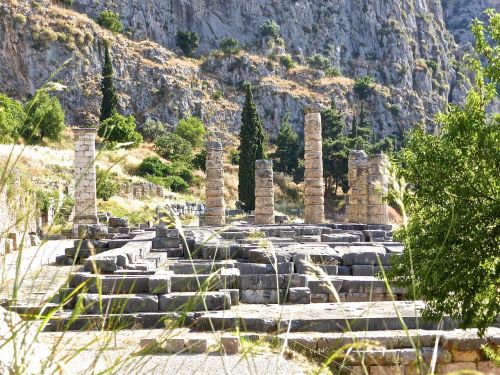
[255,159,274,224]
[303,110,325,223]
[205,141,225,226]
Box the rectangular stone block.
[235,262,294,275]
[237,274,302,290]
[152,237,180,249]
[81,293,158,314]
[155,228,179,238]
[187,339,208,353]
[288,287,311,304]
[239,289,287,304]
[221,336,240,355]
[159,292,230,311]
[149,275,172,294]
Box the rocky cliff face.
[0,0,497,143]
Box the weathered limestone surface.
[205,141,225,226]
[348,150,390,225]
[254,159,274,225]
[73,128,98,227]
[303,110,325,224]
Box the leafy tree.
[98,113,143,148]
[100,42,118,123]
[174,116,205,148]
[192,150,206,171]
[0,94,25,143]
[219,37,241,54]
[97,10,123,34]
[260,19,280,39]
[238,84,266,211]
[272,113,300,176]
[354,76,375,100]
[307,53,331,70]
[388,10,500,334]
[140,118,168,142]
[176,31,200,57]
[96,167,120,201]
[23,91,65,143]
[155,133,192,162]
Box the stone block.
[159,291,230,311]
[237,274,301,290]
[148,275,172,294]
[477,361,500,375]
[187,339,207,353]
[77,224,108,240]
[235,262,294,275]
[369,365,405,375]
[163,338,185,353]
[352,265,390,276]
[219,289,239,305]
[108,217,129,228]
[451,349,481,362]
[239,289,287,304]
[310,293,328,303]
[221,336,240,355]
[438,362,476,373]
[288,287,311,304]
[152,237,180,249]
[81,293,158,314]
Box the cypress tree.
[99,42,117,122]
[238,84,265,211]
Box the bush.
[144,174,189,193]
[211,90,224,101]
[219,37,240,54]
[140,118,168,142]
[0,94,25,143]
[260,19,280,39]
[279,54,296,70]
[176,30,199,57]
[229,148,240,165]
[325,67,341,77]
[307,53,331,70]
[98,113,143,148]
[192,150,206,171]
[174,116,206,148]
[23,91,65,143]
[138,157,167,176]
[354,76,375,100]
[154,133,192,162]
[96,167,120,201]
[169,162,194,183]
[97,10,123,34]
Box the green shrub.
[211,90,224,100]
[144,174,189,193]
[169,162,194,183]
[279,54,296,70]
[98,113,143,148]
[353,75,375,100]
[307,53,331,70]
[229,148,240,165]
[141,118,168,142]
[174,116,206,148]
[23,91,65,143]
[325,67,341,77]
[0,94,25,143]
[154,133,192,162]
[192,150,206,171]
[96,167,120,201]
[260,19,280,39]
[219,37,240,54]
[14,13,27,24]
[176,31,199,57]
[138,157,167,176]
[97,10,123,34]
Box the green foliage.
[271,114,300,177]
[174,116,206,148]
[325,67,341,77]
[211,90,224,101]
[140,118,168,142]
[307,53,331,70]
[238,84,266,211]
[279,54,296,70]
[0,94,25,143]
[100,42,118,123]
[229,148,240,165]
[154,133,192,162]
[260,19,280,39]
[138,157,167,177]
[144,174,189,193]
[354,76,375,100]
[388,10,500,334]
[98,113,143,148]
[219,37,241,54]
[176,30,200,57]
[138,156,193,190]
[96,167,120,201]
[97,10,123,34]
[192,150,206,171]
[23,91,65,143]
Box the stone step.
[169,261,235,274]
[159,291,231,311]
[234,262,294,275]
[80,293,159,314]
[170,271,239,292]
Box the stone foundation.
[348,150,390,225]
[304,110,325,224]
[205,141,225,226]
[254,159,274,225]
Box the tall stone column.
[367,154,389,225]
[303,110,325,223]
[255,159,274,225]
[73,128,98,226]
[205,141,225,226]
[347,150,368,223]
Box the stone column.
[367,154,390,224]
[73,128,98,226]
[303,110,325,223]
[347,150,369,223]
[205,141,225,226]
[255,159,274,225]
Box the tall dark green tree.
[238,84,265,211]
[99,42,118,123]
[272,113,300,176]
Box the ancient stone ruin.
[204,141,225,226]
[347,150,390,225]
[254,159,274,225]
